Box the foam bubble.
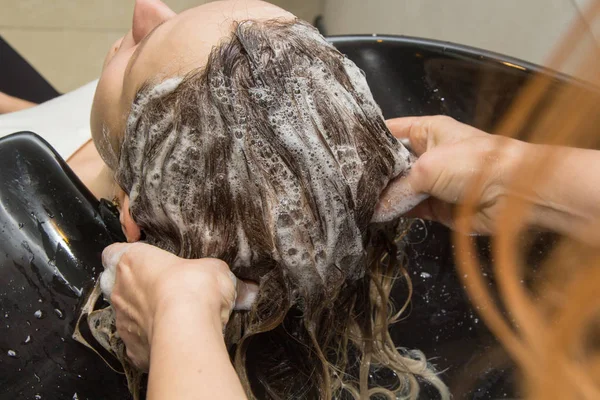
[119,22,413,293]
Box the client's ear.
[120,195,142,243]
[132,0,176,43]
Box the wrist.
[153,266,224,312]
[492,138,575,233]
[151,297,224,349]
[473,135,531,233]
[150,286,223,343]
[495,135,530,185]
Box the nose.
[132,0,176,43]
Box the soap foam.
[118,22,413,294]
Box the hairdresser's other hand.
[100,242,258,371]
[374,116,525,234]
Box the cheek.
[92,72,124,166]
[92,50,135,165]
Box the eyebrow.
[125,21,167,77]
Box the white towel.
[0,80,98,160]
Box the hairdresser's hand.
[374,116,526,233]
[100,242,258,371]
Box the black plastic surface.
[326,35,594,399]
[0,132,129,399]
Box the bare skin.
[98,112,600,398]
[72,1,285,398]
[376,116,600,245]
[47,1,599,397]
[83,0,293,204]
[102,242,256,400]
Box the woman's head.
[87,1,447,399]
[91,0,293,170]
[115,19,413,285]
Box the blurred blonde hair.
[455,1,600,398]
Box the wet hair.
[82,19,449,399]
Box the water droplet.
[54,309,64,319]
[73,393,79,400]
[18,223,24,229]
[7,349,17,357]
[24,335,31,344]
[420,272,432,279]
[4,312,8,318]
[35,395,42,400]
[34,310,43,319]
[474,318,479,324]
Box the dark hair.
[99,19,447,399]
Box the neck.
[88,165,120,200]
[67,140,119,200]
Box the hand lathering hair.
[79,19,449,399]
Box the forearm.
[513,143,600,244]
[0,92,36,114]
[148,300,246,400]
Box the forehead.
[123,1,294,101]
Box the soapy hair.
[82,19,449,399]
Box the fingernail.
[372,179,428,223]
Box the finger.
[234,279,259,310]
[405,197,454,228]
[100,243,139,299]
[104,241,179,273]
[372,174,429,223]
[125,342,150,372]
[386,117,424,139]
[402,199,435,220]
[386,117,431,156]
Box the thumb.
[386,116,432,156]
[233,279,259,311]
[100,242,140,299]
[372,172,429,223]
[100,242,177,299]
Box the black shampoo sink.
[328,35,597,399]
